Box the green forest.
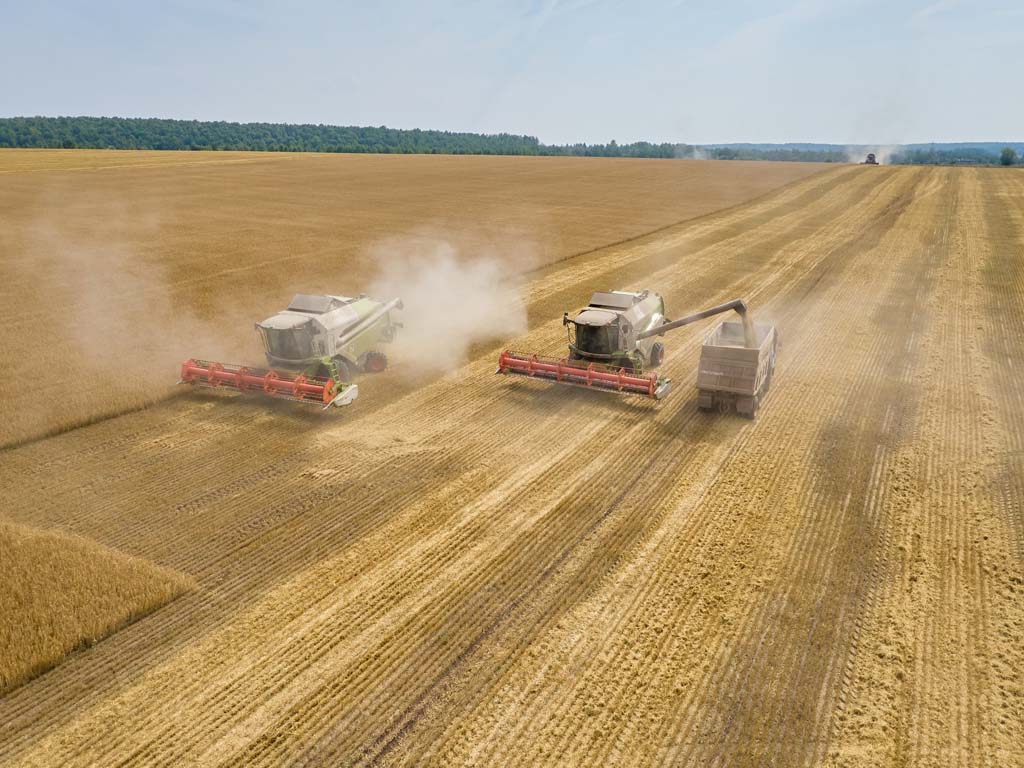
[0,116,847,162]
[0,117,1016,165]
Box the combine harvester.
[497,290,778,418]
[180,293,402,408]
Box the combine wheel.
[333,357,354,382]
[363,351,388,373]
[649,342,665,368]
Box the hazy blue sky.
[2,0,1021,144]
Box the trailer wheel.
[734,396,750,418]
[763,346,777,392]
[697,390,714,412]
[738,395,759,420]
[363,351,388,373]
[649,342,665,368]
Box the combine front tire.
[649,342,665,368]
[333,357,354,382]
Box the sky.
[1,0,1021,145]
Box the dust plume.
[366,234,532,375]
[2,196,262,446]
[844,145,899,164]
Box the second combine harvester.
[180,293,402,408]
[497,290,778,418]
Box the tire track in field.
[577,167,929,765]
[0,169,860,765]
[685,168,946,767]
[245,166,913,765]
[820,168,1024,767]
[2,166,905,765]
[0,391,598,765]
[368,166,929,765]
[8,166,1020,767]
[0,166,874,562]
[0,166,848,451]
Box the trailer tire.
[649,342,665,368]
[738,395,758,420]
[363,351,388,373]
[763,345,777,392]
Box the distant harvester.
[863,153,879,165]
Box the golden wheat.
[0,521,193,695]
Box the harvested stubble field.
[0,149,821,448]
[0,150,1022,767]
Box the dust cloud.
[3,198,261,445]
[366,234,532,375]
[845,145,899,164]
[30,223,254,375]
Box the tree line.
[888,146,1019,166]
[0,116,847,162]
[0,117,1017,165]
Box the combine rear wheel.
[363,351,388,373]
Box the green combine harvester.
[180,293,402,408]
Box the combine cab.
[181,293,402,408]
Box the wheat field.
[0,149,825,448]
[0,521,193,696]
[0,152,1021,767]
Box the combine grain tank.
[696,320,778,419]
